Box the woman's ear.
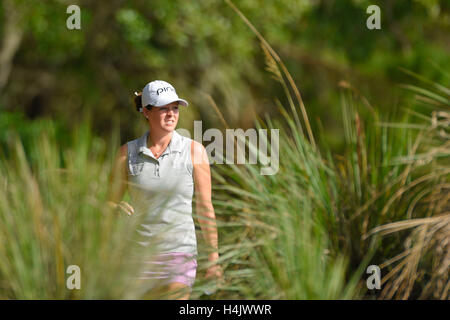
[143,107,150,119]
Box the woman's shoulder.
[125,132,148,153]
[173,130,195,152]
[189,140,208,167]
[119,143,128,157]
[173,129,191,141]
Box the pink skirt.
[139,252,197,287]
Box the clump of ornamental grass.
[192,1,449,300]
[362,68,449,299]
[0,121,160,299]
[190,0,364,299]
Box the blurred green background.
[1,0,448,149]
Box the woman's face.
[145,102,179,132]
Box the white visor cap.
[141,80,188,111]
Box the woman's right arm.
[107,144,134,215]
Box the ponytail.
[134,91,153,113]
[134,91,143,112]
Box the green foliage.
[0,121,159,299]
[1,0,449,149]
[0,70,448,300]
[0,0,448,300]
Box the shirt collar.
[138,130,182,159]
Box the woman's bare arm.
[191,140,219,263]
[107,144,129,208]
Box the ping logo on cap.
[141,80,189,108]
[156,87,175,95]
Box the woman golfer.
[108,80,222,299]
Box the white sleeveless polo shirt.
[127,130,197,256]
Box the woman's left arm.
[191,140,223,280]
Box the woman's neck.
[147,130,173,149]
